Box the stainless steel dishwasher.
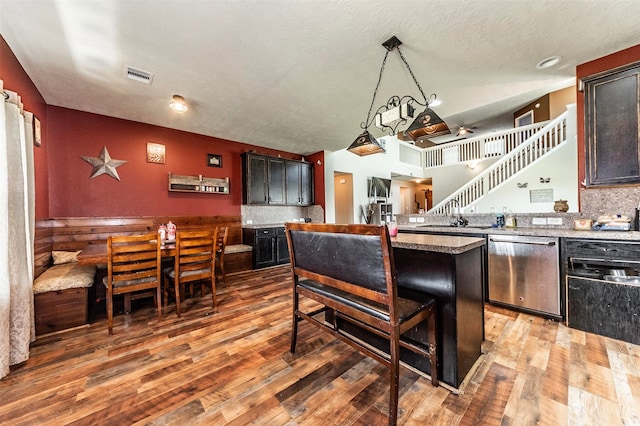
[488,234,560,317]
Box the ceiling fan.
[456,125,477,137]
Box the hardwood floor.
[2,265,640,425]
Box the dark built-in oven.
[563,238,640,345]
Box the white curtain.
[0,80,36,379]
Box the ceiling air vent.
[125,66,154,84]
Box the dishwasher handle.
[489,237,556,246]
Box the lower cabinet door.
[567,276,640,344]
[255,236,276,268]
[276,232,290,264]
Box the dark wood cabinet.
[243,226,290,269]
[242,153,313,206]
[583,61,640,186]
[242,154,268,204]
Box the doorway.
[399,186,410,215]
[334,172,354,224]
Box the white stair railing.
[429,111,568,215]
[423,121,548,168]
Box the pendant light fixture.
[347,130,385,156]
[348,36,450,156]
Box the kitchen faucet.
[448,198,469,227]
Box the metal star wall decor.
[81,146,127,180]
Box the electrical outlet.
[416,217,425,223]
[532,217,547,225]
[409,217,417,223]
[547,217,563,225]
[246,219,253,224]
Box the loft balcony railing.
[422,121,548,169]
[427,110,569,215]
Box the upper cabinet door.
[285,161,302,205]
[243,154,268,204]
[267,158,286,204]
[300,162,314,206]
[584,63,640,186]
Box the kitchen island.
[340,232,485,390]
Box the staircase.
[429,107,573,215]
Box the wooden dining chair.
[215,226,229,286]
[104,233,162,335]
[164,229,218,317]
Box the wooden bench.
[285,223,438,426]
[33,215,253,335]
[33,220,95,335]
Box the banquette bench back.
[34,219,54,279]
[34,215,244,278]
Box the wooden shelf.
[168,173,230,194]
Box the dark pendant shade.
[405,107,451,141]
[347,131,385,156]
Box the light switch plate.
[547,217,563,225]
[532,217,547,225]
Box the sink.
[417,224,494,230]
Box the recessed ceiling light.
[169,95,188,113]
[536,56,562,69]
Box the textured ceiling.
[1,0,639,155]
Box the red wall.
[0,35,49,219]
[575,44,640,187]
[305,151,326,208]
[47,107,319,217]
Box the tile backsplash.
[241,205,324,225]
[580,186,640,219]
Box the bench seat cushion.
[224,244,252,254]
[33,263,97,294]
[298,279,435,324]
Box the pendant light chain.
[397,46,429,105]
[362,50,390,130]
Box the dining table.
[77,241,177,266]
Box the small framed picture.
[207,153,222,168]
[146,142,165,164]
[34,116,41,146]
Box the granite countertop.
[398,224,640,241]
[242,223,286,229]
[391,233,485,254]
